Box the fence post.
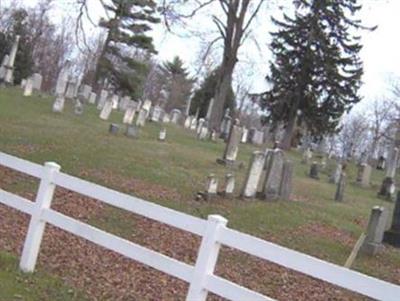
[186,214,227,301]
[19,161,60,272]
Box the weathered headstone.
[119,96,131,111]
[125,125,139,138]
[65,79,78,99]
[99,100,113,120]
[151,106,163,122]
[329,163,342,184]
[383,191,400,247]
[123,107,136,125]
[241,151,266,198]
[262,149,285,201]
[88,92,97,104]
[309,162,319,179]
[223,173,235,197]
[20,78,27,89]
[23,78,33,96]
[170,109,182,124]
[52,95,65,113]
[218,122,242,164]
[4,35,20,84]
[82,85,92,100]
[184,116,191,129]
[334,172,346,202]
[205,174,218,199]
[378,147,399,199]
[361,206,388,255]
[190,117,197,131]
[32,73,42,91]
[356,163,372,188]
[136,108,147,127]
[241,127,248,143]
[196,118,205,135]
[198,124,209,140]
[0,54,9,80]
[74,99,84,115]
[377,155,386,170]
[97,89,108,110]
[251,130,264,145]
[109,123,119,134]
[159,128,166,141]
[280,160,294,201]
[162,113,170,123]
[210,130,217,142]
[111,94,119,109]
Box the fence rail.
[0,151,399,301]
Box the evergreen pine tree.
[261,0,372,149]
[160,56,194,112]
[96,0,159,97]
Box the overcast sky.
[3,0,400,110]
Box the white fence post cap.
[207,215,228,225]
[44,162,61,170]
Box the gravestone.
[198,124,209,140]
[218,122,242,164]
[329,163,342,184]
[123,107,136,125]
[82,84,92,100]
[334,172,346,202]
[74,100,84,115]
[159,128,166,141]
[97,90,108,110]
[151,106,163,122]
[142,100,152,118]
[20,78,26,89]
[99,101,113,120]
[220,116,232,140]
[223,173,235,197]
[111,94,119,109]
[309,162,319,179]
[210,130,217,142]
[262,149,285,201]
[0,54,9,80]
[356,163,372,188]
[52,95,65,113]
[205,174,218,199]
[378,148,399,199]
[170,109,182,124]
[280,160,294,201]
[65,79,78,99]
[361,206,388,255]
[251,130,264,145]
[4,35,20,84]
[190,117,197,131]
[136,108,147,127]
[377,156,386,170]
[23,78,33,96]
[184,116,191,129]
[162,113,170,123]
[88,92,97,104]
[383,191,400,247]
[196,118,205,135]
[241,151,266,198]
[32,73,42,91]
[125,125,139,138]
[241,127,248,143]
[119,96,131,111]
[109,123,119,134]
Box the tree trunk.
[280,115,297,150]
[210,67,233,129]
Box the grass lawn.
[0,87,399,299]
[0,251,86,300]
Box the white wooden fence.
[0,151,399,301]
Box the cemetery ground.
[0,87,399,300]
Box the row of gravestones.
[202,148,293,201]
[305,147,399,202]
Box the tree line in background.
[0,0,398,161]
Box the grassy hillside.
[0,87,399,300]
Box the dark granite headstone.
[309,162,319,179]
[383,192,400,247]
